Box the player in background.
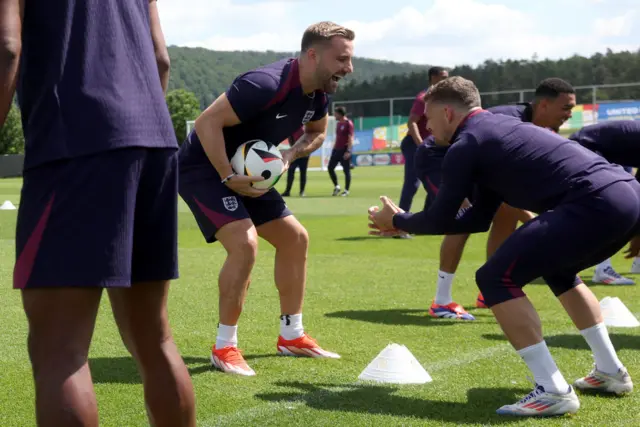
[282,126,310,197]
[420,78,579,319]
[569,120,640,280]
[328,106,354,196]
[370,77,633,416]
[398,66,449,214]
[178,22,354,376]
[3,0,196,425]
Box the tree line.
[2,47,640,155]
[333,49,640,117]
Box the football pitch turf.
[1,166,639,426]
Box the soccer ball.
[230,140,285,190]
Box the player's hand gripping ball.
[231,140,285,190]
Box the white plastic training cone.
[0,200,16,210]
[357,343,432,384]
[600,296,640,328]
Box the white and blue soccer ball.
[230,140,285,190]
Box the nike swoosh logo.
[276,114,287,119]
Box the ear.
[304,47,318,63]
[445,106,454,123]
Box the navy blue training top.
[180,57,329,178]
[394,111,634,235]
[17,0,176,171]
[487,103,533,122]
[569,120,640,167]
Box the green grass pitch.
[0,166,639,426]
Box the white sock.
[634,256,640,263]
[517,341,570,394]
[580,322,623,375]
[434,270,455,305]
[216,324,238,349]
[596,258,612,272]
[280,313,304,340]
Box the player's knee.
[286,223,309,253]
[27,331,89,375]
[475,264,525,308]
[231,235,258,264]
[223,227,259,267]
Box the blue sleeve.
[226,71,278,123]
[447,187,502,233]
[568,130,579,142]
[392,135,499,235]
[310,92,329,121]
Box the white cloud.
[593,11,636,37]
[157,0,639,67]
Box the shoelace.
[518,377,545,404]
[217,347,245,363]
[604,266,623,279]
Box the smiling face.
[314,36,354,94]
[534,92,577,132]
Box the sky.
[157,0,639,67]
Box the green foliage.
[165,89,201,143]
[166,46,428,109]
[166,47,640,118]
[331,49,640,117]
[0,104,24,155]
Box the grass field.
[1,166,640,426]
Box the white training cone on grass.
[0,200,16,210]
[600,296,640,328]
[358,343,432,384]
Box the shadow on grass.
[89,354,279,384]
[526,275,637,287]
[481,333,640,351]
[325,308,494,327]
[335,236,386,242]
[255,381,526,424]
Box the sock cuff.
[516,340,547,357]
[437,270,455,279]
[580,322,605,335]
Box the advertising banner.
[353,130,373,152]
[372,127,388,151]
[598,102,640,121]
[391,153,405,165]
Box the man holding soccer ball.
[178,21,355,376]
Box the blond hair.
[424,76,481,109]
[301,21,355,51]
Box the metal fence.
[332,82,640,132]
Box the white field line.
[201,311,640,426]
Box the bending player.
[569,120,640,280]
[178,21,354,376]
[282,126,310,197]
[369,77,634,416]
[328,106,354,196]
[5,0,196,425]
[418,78,575,319]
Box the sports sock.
[215,324,238,349]
[434,270,455,305]
[280,313,304,340]
[580,322,623,375]
[517,341,570,394]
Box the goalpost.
[185,116,338,172]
